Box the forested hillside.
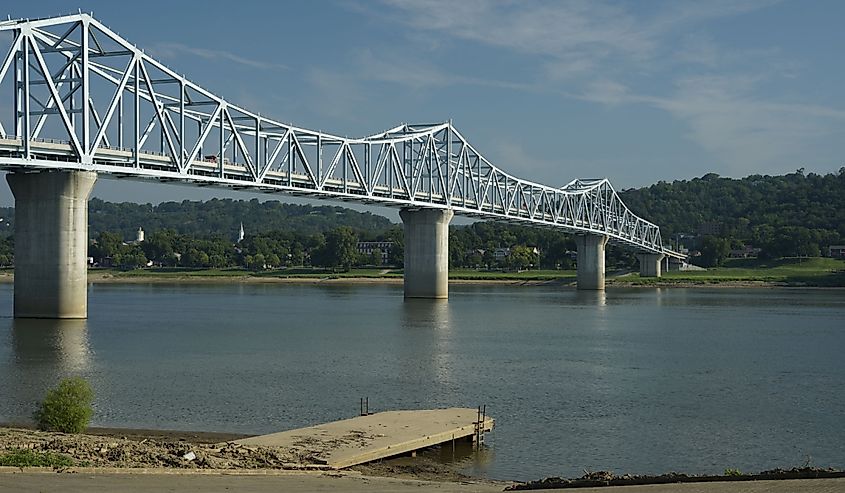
[1,198,392,241]
[0,169,842,270]
[620,169,845,262]
[88,198,393,240]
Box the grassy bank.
[620,257,845,287]
[449,269,575,281]
[7,258,841,286]
[94,267,575,282]
[102,267,403,279]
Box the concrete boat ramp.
[235,408,494,469]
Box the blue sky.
[2,0,844,210]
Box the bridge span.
[0,13,683,318]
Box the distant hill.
[0,169,842,260]
[619,169,845,257]
[81,198,395,240]
[0,199,394,241]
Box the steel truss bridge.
[0,13,681,258]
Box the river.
[1,282,843,480]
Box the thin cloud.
[378,0,654,62]
[590,75,845,174]
[348,0,842,178]
[353,49,531,91]
[152,42,289,71]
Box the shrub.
[0,449,73,467]
[33,377,93,433]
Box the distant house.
[357,241,393,264]
[697,222,722,236]
[729,246,761,259]
[493,247,510,262]
[829,245,845,259]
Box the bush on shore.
[33,377,93,434]
[0,448,73,467]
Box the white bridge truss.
[0,14,681,257]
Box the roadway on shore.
[2,470,845,492]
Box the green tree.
[698,235,731,267]
[119,246,148,269]
[33,377,93,433]
[266,253,281,268]
[314,227,359,270]
[89,231,123,261]
[249,253,266,270]
[507,246,536,270]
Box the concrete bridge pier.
[6,171,98,319]
[575,234,608,290]
[637,253,665,277]
[399,208,453,299]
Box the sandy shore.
[0,271,560,286]
[0,425,487,484]
[3,426,844,491]
[1,269,839,288]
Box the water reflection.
[574,289,607,307]
[400,299,453,389]
[426,438,493,468]
[5,319,91,422]
[12,318,91,372]
[402,299,451,331]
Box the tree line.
[1,169,843,270]
[620,169,845,266]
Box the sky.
[1,0,844,212]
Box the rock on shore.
[0,427,325,469]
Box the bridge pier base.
[575,234,608,290]
[637,253,665,277]
[400,208,453,299]
[7,171,97,319]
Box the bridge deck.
[234,408,494,469]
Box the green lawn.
[100,266,403,279]
[256,268,403,279]
[93,258,845,286]
[623,257,845,286]
[104,267,251,278]
[449,269,576,281]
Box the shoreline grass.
[619,257,845,287]
[6,257,842,286]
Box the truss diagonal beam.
[0,13,681,258]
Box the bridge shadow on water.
[6,319,91,422]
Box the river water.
[1,282,843,480]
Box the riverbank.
[0,425,498,486]
[1,257,842,287]
[1,257,840,287]
[3,426,845,492]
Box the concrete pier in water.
[400,208,453,299]
[637,253,665,277]
[236,408,494,468]
[6,171,97,319]
[576,234,608,290]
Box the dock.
[235,408,494,469]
